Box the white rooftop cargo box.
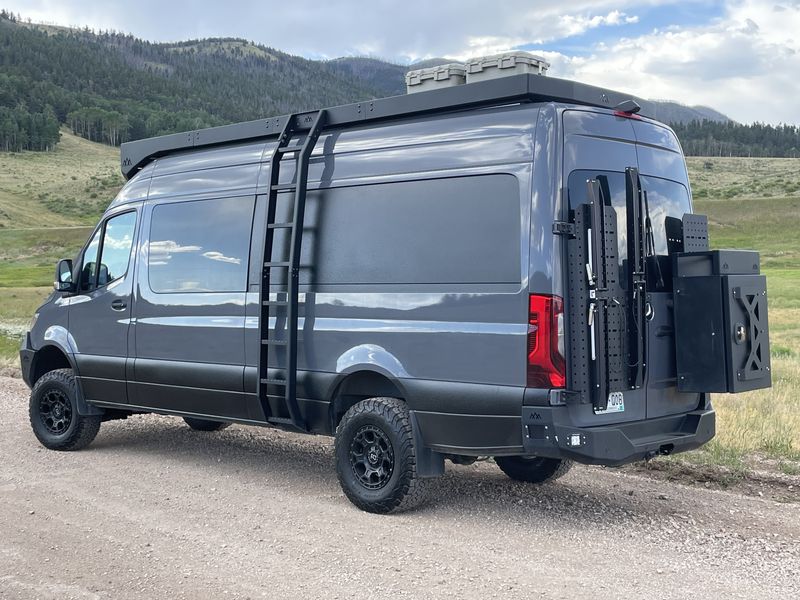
[405,63,466,94]
[465,52,549,84]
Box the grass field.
[686,157,800,471]
[0,135,797,470]
[0,129,114,372]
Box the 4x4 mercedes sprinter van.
[20,66,771,513]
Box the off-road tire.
[183,417,230,432]
[29,369,101,451]
[335,397,428,514]
[494,456,573,483]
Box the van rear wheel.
[334,397,427,514]
[29,369,101,451]
[182,417,230,432]
[494,456,573,483]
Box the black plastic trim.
[19,335,34,388]
[134,358,243,391]
[401,378,525,415]
[128,381,251,420]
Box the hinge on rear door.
[552,221,576,237]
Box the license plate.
[595,391,625,415]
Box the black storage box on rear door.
[673,250,771,393]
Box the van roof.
[119,73,641,180]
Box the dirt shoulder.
[625,456,800,504]
[1,376,799,599]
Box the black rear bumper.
[408,380,715,464]
[522,405,715,466]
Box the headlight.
[29,313,39,331]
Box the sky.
[5,0,800,124]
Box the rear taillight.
[527,294,566,388]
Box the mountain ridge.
[16,13,800,159]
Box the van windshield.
[567,170,691,283]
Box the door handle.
[111,299,127,311]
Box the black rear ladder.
[258,110,327,430]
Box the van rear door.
[561,110,700,427]
[633,120,702,419]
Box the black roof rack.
[119,73,637,179]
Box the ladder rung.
[268,222,294,229]
[261,339,288,346]
[271,183,297,192]
[277,145,303,154]
[264,261,290,267]
[260,378,287,386]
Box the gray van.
[20,69,771,513]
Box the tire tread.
[335,397,427,514]
[29,369,101,451]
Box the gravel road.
[1,376,798,599]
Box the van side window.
[148,197,255,293]
[275,174,520,286]
[99,212,137,286]
[79,228,102,292]
[79,211,137,291]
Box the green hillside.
[0,131,116,371]
[0,13,380,150]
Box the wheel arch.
[30,345,102,416]
[30,344,74,386]
[328,368,408,432]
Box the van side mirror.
[55,259,75,292]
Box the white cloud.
[202,251,241,265]
[546,0,800,123]
[558,10,640,39]
[148,240,201,262]
[3,0,658,60]
[4,0,799,123]
[445,9,641,60]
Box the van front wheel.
[494,455,573,483]
[335,397,427,514]
[29,369,101,451]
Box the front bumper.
[19,333,34,388]
[522,405,716,466]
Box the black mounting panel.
[565,203,627,407]
[665,213,710,255]
[681,214,710,253]
[673,250,771,393]
[120,74,640,179]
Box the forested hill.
[1,11,799,157]
[0,12,378,151]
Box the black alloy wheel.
[38,388,73,435]
[349,424,395,490]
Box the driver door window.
[80,211,137,292]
